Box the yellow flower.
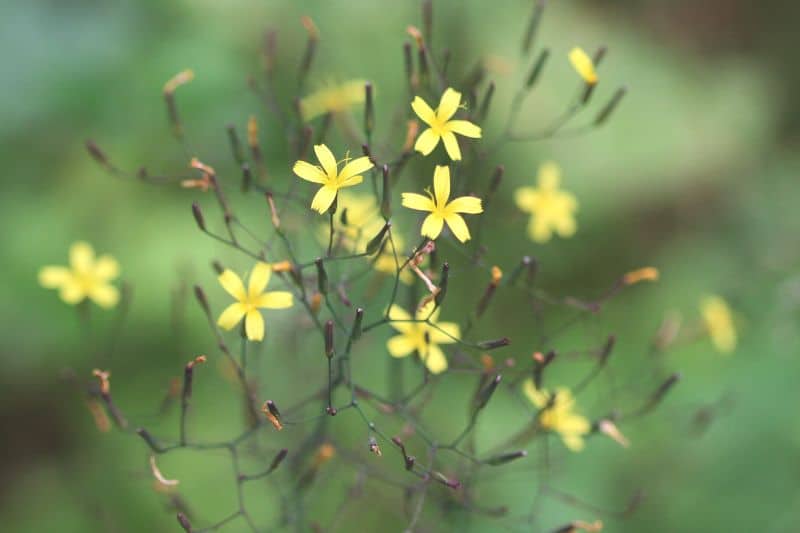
[514,162,578,243]
[568,47,598,85]
[523,379,590,452]
[700,295,736,354]
[300,79,366,122]
[411,87,481,161]
[401,165,483,242]
[318,192,413,283]
[217,262,293,341]
[293,144,374,214]
[39,241,120,308]
[386,300,460,374]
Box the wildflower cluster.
[49,2,740,531]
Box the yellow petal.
[94,255,120,280]
[59,279,86,305]
[248,262,272,297]
[339,174,364,188]
[217,302,246,330]
[70,241,94,273]
[528,215,552,243]
[401,193,434,212]
[441,131,461,161]
[514,187,539,212]
[314,144,338,177]
[311,185,338,214]
[411,96,436,125]
[428,321,460,344]
[88,283,119,309]
[256,291,293,309]
[339,156,374,182]
[387,304,413,333]
[447,195,482,214]
[433,165,450,206]
[245,309,265,341]
[414,128,440,156]
[39,266,71,288]
[522,378,548,408]
[538,162,561,190]
[421,344,447,374]
[562,434,585,452]
[568,47,597,85]
[555,212,577,237]
[437,88,461,122]
[293,160,327,184]
[558,413,591,435]
[387,334,416,358]
[447,120,481,138]
[444,213,471,242]
[218,269,247,301]
[420,213,445,240]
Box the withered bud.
[430,471,460,490]
[265,193,281,230]
[485,450,527,466]
[241,163,252,193]
[314,443,335,466]
[209,261,224,275]
[324,320,335,359]
[191,202,206,231]
[521,0,545,54]
[623,266,659,286]
[475,374,502,410]
[183,355,207,401]
[553,520,604,533]
[247,115,258,149]
[599,335,616,364]
[261,400,283,430]
[380,165,391,220]
[309,292,322,315]
[85,140,110,168]
[193,285,210,314]
[595,86,627,126]
[150,455,179,487]
[406,25,424,47]
[598,419,629,448]
[87,399,111,433]
[478,337,510,350]
[525,48,550,89]
[365,221,392,255]
[368,436,382,457]
[269,448,289,473]
[298,16,319,84]
[163,69,194,95]
[226,124,244,165]
[136,428,166,454]
[478,82,495,122]
[92,369,111,395]
[403,120,419,152]
[315,259,328,294]
[350,307,364,342]
[271,260,293,273]
[488,165,504,197]
[480,354,495,372]
[364,82,374,137]
[177,512,193,532]
[650,373,681,408]
[403,42,414,92]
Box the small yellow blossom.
[318,192,412,283]
[300,79,366,122]
[514,162,578,243]
[568,47,598,85]
[700,295,736,354]
[293,144,374,214]
[401,165,483,242]
[217,262,293,341]
[386,300,460,374]
[523,379,590,452]
[411,87,481,161]
[39,241,120,308]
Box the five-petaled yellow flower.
[293,144,374,214]
[401,165,483,242]
[386,300,460,374]
[411,88,481,161]
[39,241,120,309]
[568,47,598,85]
[217,262,294,342]
[700,295,736,354]
[514,162,578,243]
[300,79,366,122]
[523,379,590,452]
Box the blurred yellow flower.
[568,47,598,85]
[318,192,412,283]
[411,87,481,160]
[700,295,736,354]
[300,79,366,122]
[39,241,120,308]
[514,162,578,243]
[401,165,483,242]
[386,300,460,374]
[217,262,293,342]
[293,144,374,214]
[523,379,590,452]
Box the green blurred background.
[2,0,799,531]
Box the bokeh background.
[2,0,799,531]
